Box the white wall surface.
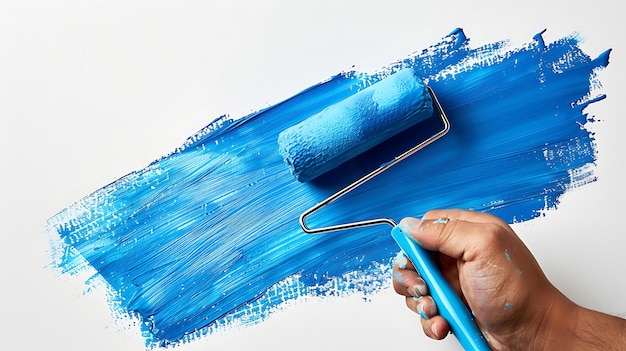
[2,1,623,350]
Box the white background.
[2,1,624,350]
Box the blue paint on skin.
[47,29,611,347]
[417,303,430,320]
[504,303,514,310]
[505,250,511,261]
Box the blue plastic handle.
[391,226,491,351]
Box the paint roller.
[277,68,491,351]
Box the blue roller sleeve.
[278,68,434,182]
[391,226,492,351]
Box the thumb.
[398,210,504,262]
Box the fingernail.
[413,283,428,297]
[398,218,425,244]
[431,323,440,338]
[399,217,421,230]
[393,251,407,269]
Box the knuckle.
[479,222,504,244]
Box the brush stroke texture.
[47,28,611,347]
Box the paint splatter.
[418,306,430,320]
[46,28,611,347]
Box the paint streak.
[46,28,611,347]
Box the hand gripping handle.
[391,226,491,351]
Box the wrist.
[534,290,579,351]
[568,306,626,350]
[537,291,626,351]
[489,287,576,351]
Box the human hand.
[392,209,576,350]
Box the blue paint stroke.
[47,28,611,347]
